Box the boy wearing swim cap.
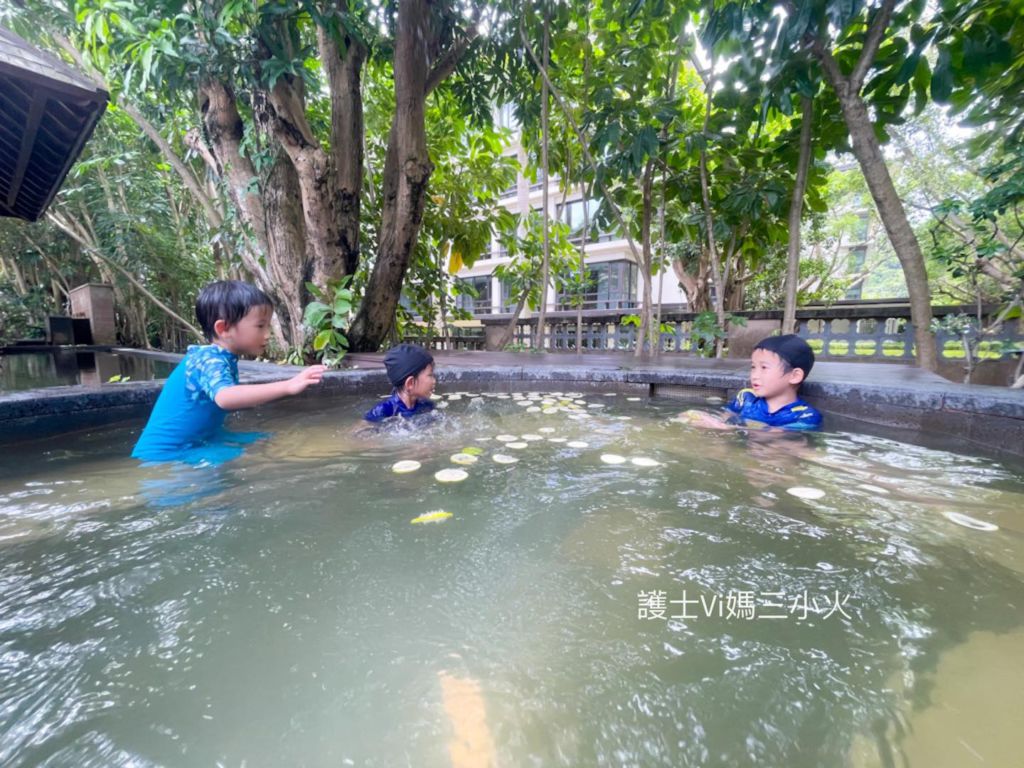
[363,343,437,422]
[684,334,822,431]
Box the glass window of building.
[454,276,492,315]
[558,198,616,243]
[558,261,637,310]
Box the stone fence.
[442,301,1024,385]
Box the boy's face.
[405,363,436,401]
[215,305,273,357]
[749,348,804,401]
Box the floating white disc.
[435,468,468,483]
[943,511,998,531]
[787,486,825,500]
[630,457,660,467]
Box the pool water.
[1,390,1022,767]
[0,350,175,391]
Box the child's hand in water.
[678,409,732,429]
[286,365,327,395]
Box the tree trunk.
[576,182,588,354]
[783,95,814,335]
[698,77,727,357]
[261,33,357,293]
[3,256,28,295]
[198,78,294,348]
[348,0,440,351]
[263,152,312,345]
[811,1,937,371]
[496,291,530,350]
[534,10,551,352]
[319,22,365,279]
[831,92,936,369]
[672,258,709,312]
[635,159,656,357]
[655,169,668,356]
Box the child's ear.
[788,367,806,385]
[213,318,230,338]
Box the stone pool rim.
[2,348,1023,459]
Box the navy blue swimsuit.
[725,388,822,430]
[363,392,436,422]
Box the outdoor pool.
[0,350,175,392]
[1,389,1022,767]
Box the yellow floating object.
[392,460,422,474]
[411,510,453,525]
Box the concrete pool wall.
[1,349,1023,459]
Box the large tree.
[66,0,491,351]
[707,0,943,369]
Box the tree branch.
[47,211,205,341]
[850,0,897,92]
[425,27,480,95]
[51,30,223,229]
[518,19,643,265]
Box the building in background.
[445,105,688,327]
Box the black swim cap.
[384,344,434,388]
[754,334,815,377]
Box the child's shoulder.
[185,343,233,359]
[183,344,238,394]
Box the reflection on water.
[0,390,1022,767]
[0,350,174,391]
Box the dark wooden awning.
[0,26,108,222]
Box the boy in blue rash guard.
[683,334,822,431]
[364,343,437,422]
[132,280,326,463]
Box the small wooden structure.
[0,26,107,222]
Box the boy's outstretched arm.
[678,409,735,430]
[214,365,326,411]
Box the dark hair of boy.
[195,280,274,341]
[753,333,815,378]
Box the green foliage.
[302,277,352,366]
[5,0,1023,364]
[688,311,747,358]
[620,314,674,335]
[933,0,1024,147]
[492,210,578,313]
[0,281,50,345]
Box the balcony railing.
[477,302,1024,367]
[454,298,495,316]
[554,292,636,312]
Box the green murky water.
[1,389,1022,767]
